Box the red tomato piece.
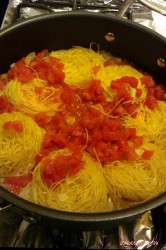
[111,79,123,91]
[35,150,50,163]
[82,79,106,103]
[128,127,137,138]
[136,88,142,98]
[8,58,34,82]
[117,140,138,161]
[3,120,24,133]
[126,103,138,117]
[35,112,51,128]
[141,75,156,88]
[92,65,101,75]
[42,132,67,149]
[112,105,126,116]
[42,151,83,186]
[4,175,32,188]
[111,76,138,91]
[122,76,138,88]
[0,79,6,90]
[132,136,143,147]
[103,131,119,141]
[155,85,165,100]
[7,184,22,194]
[145,95,158,109]
[100,117,122,132]
[35,86,43,94]
[126,147,138,160]
[141,150,154,160]
[36,49,48,59]
[147,87,155,96]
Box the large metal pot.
[0,12,166,231]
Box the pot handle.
[117,0,166,17]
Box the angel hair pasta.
[4,78,61,115]
[0,111,44,176]
[0,46,166,212]
[31,149,113,212]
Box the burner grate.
[16,0,146,20]
[0,206,165,248]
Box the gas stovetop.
[1,0,166,37]
[0,204,165,248]
[0,1,166,249]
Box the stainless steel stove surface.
[0,0,166,249]
[0,203,165,248]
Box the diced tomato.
[8,58,34,82]
[42,151,84,186]
[35,150,50,163]
[35,87,43,94]
[117,140,138,161]
[111,76,138,91]
[43,158,67,183]
[35,112,51,128]
[122,76,138,88]
[5,174,32,195]
[104,59,113,67]
[111,79,123,91]
[4,175,32,188]
[29,54,65,85]
[42,132,67,149]
[100,117,122,131]
[126,103,138,117]
[0,79,6,90]
[112,105,126,116]
[141,150,154,160]
[136,88,142,98]
[103,131,119,141]
[3,120,24,133]
[61,84,79,105]
[0,95,15,114]
[141,75,156,88]
[147,87,155,96]
[36,49,48,59]
[126,147,138,160]
[145,95,158,109]
[82,79,106,103]
[119,128,132,140]
[92,65,101,75]
[7,184,22,194]
[128,127,137,138]
[155,85,165,100]
[132,136,143,147]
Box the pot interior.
[0,12,166,82]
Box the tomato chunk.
[42,151,84,186]
[141,75,155,88]
[141,150,154,160]
[145,95,158,109]
[3,120,24,132]
[4,175,32,187]
[3,121,24,133]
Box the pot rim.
[1,11,166,42]
[0,185,165,223]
